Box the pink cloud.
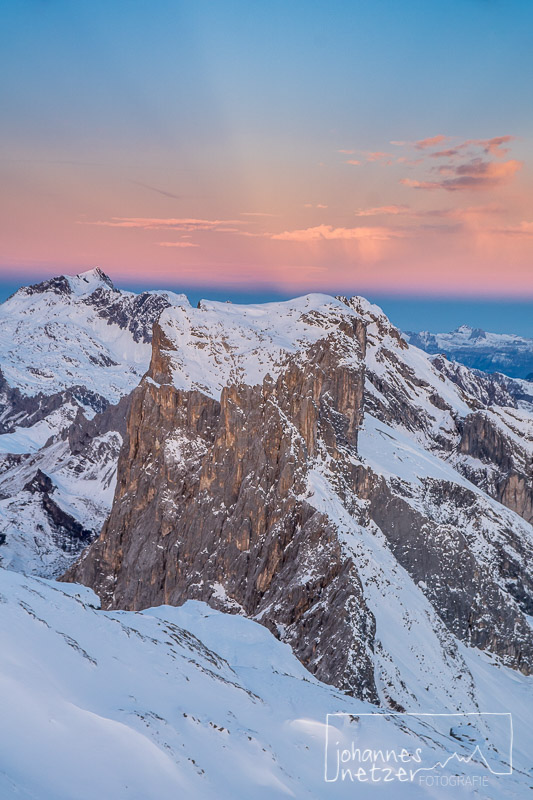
[430,204,504,219]
[81,217,248,231]
[240,211,278,217]
[442,158,522,190]
[492,221,533,237]
[354,205,411,217]
[367,151,393,162]
[430,148,461,159]
[270,224,406,242]
[355,203,504,219]
[415,135,449,150]
[401,159,522,192]
[391,134,515,163]
[400,178,441,190]
[338,149,356,154]
[346,159,362,166]
[430,135,515,160]
[158,241,200,248]
[470,135,515,158]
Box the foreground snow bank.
[0,568,530,799]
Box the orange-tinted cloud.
[346,159,362,166]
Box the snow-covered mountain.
[405,325,533,380]
[67,292,533,705]
[0,266,187,417]
[0,268,187,575]
[1,271,532,797]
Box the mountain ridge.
[405,325,533,380]
[62,285,533,712]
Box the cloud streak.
[131,181,182,200]
[354,203,503,219]
[492,221,533,237]
[240,211,278,217]
[158,241,200,247]
[80,217,248,231]
[270,224,406,242]
[354,205,410,217]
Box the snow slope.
[0,567,531,799]
[158,293,363,398]
[0,267,188,403]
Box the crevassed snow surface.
[0,568,531,800]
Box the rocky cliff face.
[67,302,379,699]
[66,294,533,706]
[457,410,533,525]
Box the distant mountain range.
[404,324,533,380]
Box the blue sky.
[1,0,532,331]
